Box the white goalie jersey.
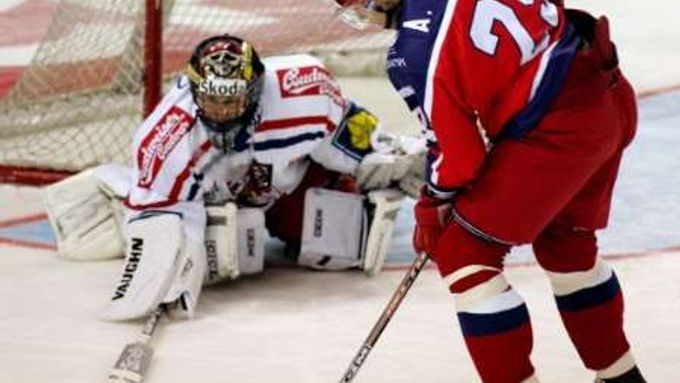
[43,54,422,320]
[126,54,361,216]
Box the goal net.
[0,0,394,183]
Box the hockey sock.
[457,289,535,383]
[434,222,536,383]
[534,226,633,374]
[554,268,631,370]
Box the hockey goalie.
[42,34,426,321]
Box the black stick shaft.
[339,252,429,383]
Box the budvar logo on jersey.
[278,66,344,105]
[199,76,247,97]
[138,106,192,188]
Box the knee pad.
[204,203,266,285]
[434,221,511,309]
[533,224,598,272]
[298,188,367,270]
[434,220,509,281]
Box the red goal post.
[0,0,393,185]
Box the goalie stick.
[339,252,429,383]
[108,305,166,383]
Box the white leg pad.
[204,204,265,285]
[362,189,405,276]
[204,203,239,284]
[42,165,128,260]
[236,208,265,276]
[163,234,207,320]
[102,213,184,321]
[299,188,367,270]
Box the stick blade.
[108,341,154,383]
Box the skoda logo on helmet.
[198,76,247,97]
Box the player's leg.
[533,223,641,382]
[440,133,620,381]
[533,156,645,383]
[432,222,533,383]
[532,11,643,382]
[533,102,643,382]
[438,45,634,383]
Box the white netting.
[0,0,394,173]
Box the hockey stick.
[108,304,167,383]
[339,251,429,383]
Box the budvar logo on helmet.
[198,76,247,97]
[278,66,344,106]
[138,106,193,188]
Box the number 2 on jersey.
[469,0,559,65]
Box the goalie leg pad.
[203,204,266,285]
[362,189,405,276]
[299,188,367,270]
[236,208,265,276]
[42,165,129,260]
[204,203,239,284]
[163,234,207,320]
[102,212,184,321]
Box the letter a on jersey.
[403,18,431,33]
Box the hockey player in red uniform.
[333,1,644,382]
[42,34,425,322]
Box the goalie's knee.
[297,187,404,275]
[203,203,266,285]
[42,164,129,260]
[298,188,367,270]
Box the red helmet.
[332,0,402,29]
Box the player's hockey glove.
[413,187,453,256]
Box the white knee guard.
[204,203,265,285]
[299,188,367,270]
[361,189,405,276]
[42,164,129,260]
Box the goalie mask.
[332,0,402,29]
[186,34,265,152]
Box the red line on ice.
[0,212,48,229]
